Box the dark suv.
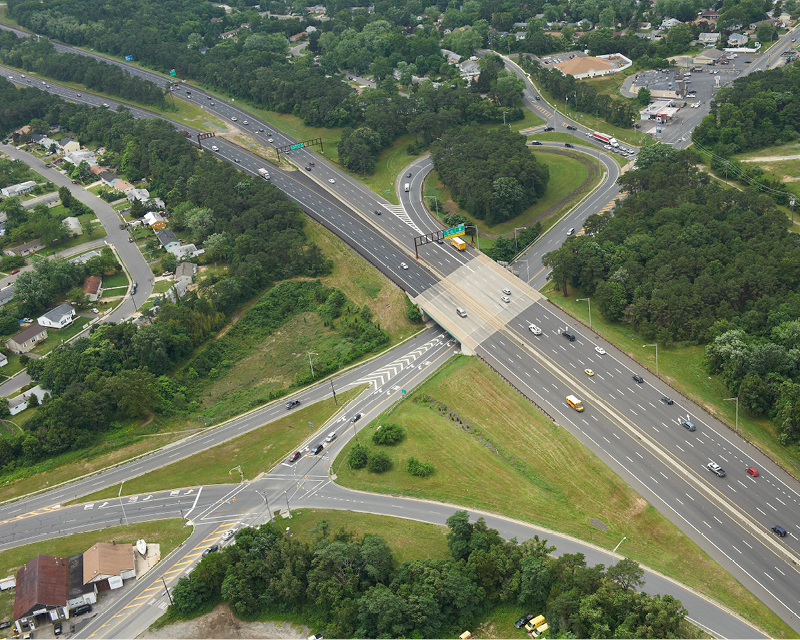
[562,331,575,341]
[285,399,301,409]
[772,525,787,537]
[311,443,324,455]
[543,126,554,132]
[566,125,577,130]
[71,604,92,616]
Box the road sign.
[125,55,133,61]
[169,69,176,76]
[290,142,304,150]
[443,223,465,239]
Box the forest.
[168,512,687,639]
[543,144,800,446]
[692,65,800,156]
[431,126,550,225]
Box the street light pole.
[613,536,627,554]
[576,297,591,329]
[514,227,526,253]
[308,352,318,379]
[643,343,658,376]
[423,195,441,222]
[118,480,130,527]
[724,396,739,434]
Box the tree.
[103,368,160,418]
[367,450,391,473]
[161,252,178,273]
[606,557,645,591]
[637,87,651,105]
[66,287,89,309]
[599,6,616,27]
[58,186,72,208]
[445,510,473,560]
[347,443,369,468]
[756,21,776,43]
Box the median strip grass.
[334,356,793,638]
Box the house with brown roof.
[13,555,70,633]
[555,55,615,78]
[82,276,103,302]
[82,543,135,591]
[6,323,48,354]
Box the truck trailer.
[592,131,619,147]
[258,168,270,180]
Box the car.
[268,137,274,143]
[130,282,138,295]
[21,318,33,324]
[515,614,536,629]
[71,604,92,616]
[604,144,612,150]
[328,178,336,184]
[91,307,99,314]
[72,180,77,184]
[707,461,726,477]
[234,158,240,163]
[593,346,605,355]
[305,165,312,171]
[308,634,324,640]
[562,331,575,341]
[529,324,542,335]
[565,143,573,148]
[202,544,219,556]
[632,374,644,383]
[54,622,63,636]
[10,269,20,275]
[793,38,797,42]
[128,236,134,242]
[211,145,219,151]
[400,262,408,270]
[76,93,81,97]
[585,369,594,376]
[681,420,696,431]
[288,451,302,462]
[543,126,554,132]
[744,59,751,63]
[258,127,264,132]
[231,116,238,121]
[309,161,315,166]
[535,95,540,100]
[119,223,127,230]
[407,172,412,178]
[502,288,511,295]
[243,120,249,125]
[207,96,212,100]
[501,295,510,303]
[351,413,362,423]
[286,399,301,409]
[222,529,236,541]
[661,396,674,405]
[325,431,337,443]
[437,238,443,244]
[566,125,576,130]
[311,443,324,455]
[566,228,575,236]
[530,141,543,145]
[772,525,787,537]
[210,102,215,106]
[746,466,759,477]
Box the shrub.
[367,450,391,473]
[407,457,434,477]
[372,423,406,446]
[347,443,369,469]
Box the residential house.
[64,150,97,166]
[700,10,720,21]
[8,385,49,416]
[660,18,682,29]
[699,32,721,45]
[728,32,748,46]
[440,48,461,64]
[210,16,222,22]
[69,249,101,266]
[82,276,103,302]
[459,59,480,78]
[6,323,48,354]
[82,543,135,592]
[220,28,240,39]
[0,353,7,368]
[0,286,14,307]
[60,137,80,154]
[166,280,189,302]
[62,216,83,236]
[144,212,167,228]
[31,134,60,150]
[37,304,76,329]
[99,171,120,188]
[694,48,725,64]
[4,239,43,257]
[175,262,197,285]
[289,31,307,41]
[168,243,204,259]
[156,229,181,251]
[113,180,135,193]
[127,188,150,203]
[1,181,36,198]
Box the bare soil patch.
[142,604,308,639]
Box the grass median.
[334,355,794,638]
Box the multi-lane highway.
[3,23,800,634]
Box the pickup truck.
[707,461,726,477]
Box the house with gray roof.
[37,304,75,329]
[156,229,180,251]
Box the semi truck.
[592,131,619,147]
[451,237,466,250]
[258,168,270,180]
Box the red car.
[287,451,301,463]
[10,269,20,275]
[746,466,759,477]
[77,93,81,97]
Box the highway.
[2,24,800,633]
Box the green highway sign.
[290,143,304,150]
[443,223,465,239]
[169,69,176,76]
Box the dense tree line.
[169,512,686,639]
[692,65,800,156]
[543,144,800,344]
[0,33,167,109]
[431,126,550,225]
[520,55,640,129]
[0,77,62,135]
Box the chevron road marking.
[357,332,450,390]
[381,204,423,233]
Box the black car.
[119,223,127,229]
[351,413,362,422]
[515,614,536,629]
[661,396,674,405]
[311,443,324,455]
[375,210,382,215]
[562,331,575,341]
[534,95,540,100]
[565,143,573,148]
[202,544,220,557]
[772,525,787,537]
[54,622,63,636]
[71,604,92,616]
[632,374,644,383]
[285,399,301,409]
[530,141,543,146]
[543,126,554,131]
[566,125,577,130]
[406,172,412,178]
[305,166,312,170]
[130,282,138,295]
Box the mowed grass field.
[334,356,794,638]
[0,520,189,622]
[82,387,363,502]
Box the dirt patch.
[142,603,309,639]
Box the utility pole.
[162,577,173,605]
[330,380,338,405]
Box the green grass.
[280,509,449,565]
[509,107,546,132]
[543,283,800,478]
[152,280,174,294]
[29,317,89,354]
[334,356,794,638]
[103,272,129,288]
[0,519,190,623]
[349,134,422,204]
[81,387,363,502]
[102,286,127,296]
[736,142,800,160]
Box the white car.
[502,288,511,295]
[604,144,612,150]
[328,178,336,184]
[529,324,542,335]
[268,137,274,143]
[501,296,510,303]
[595,346,606,355]
[222,529,236,541]
[243,120,249,125]
[231,116,237,121]
[400,262,408,270]
[211,145,219,151]
[91,307,99,314]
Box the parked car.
[71,604,92,616]
[54,622,63,636]
[514,614,536,629]
[130,282,138,295]
[10,269,20,275]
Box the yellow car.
[585,369,594,376]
